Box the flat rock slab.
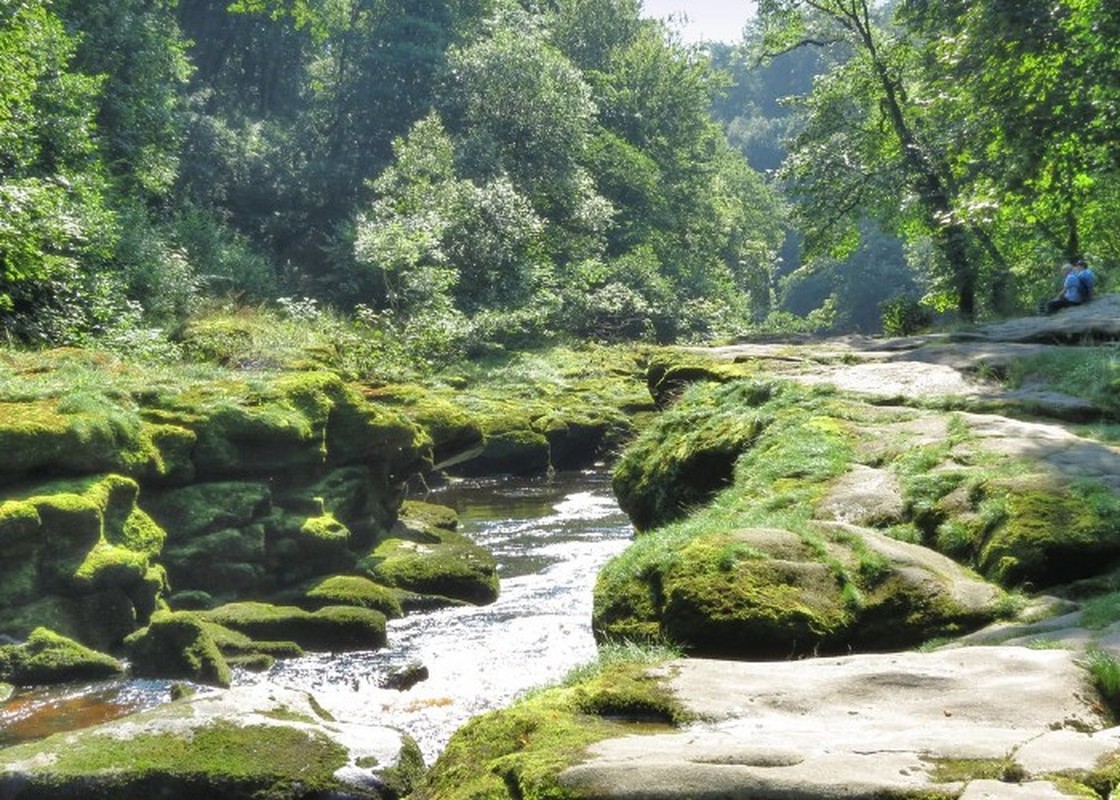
[560,647,1120,799]
[0,684,420,799]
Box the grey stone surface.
[560,648,1117,800]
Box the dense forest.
[1,0,1117,359]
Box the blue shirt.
[1062,271,1083,303]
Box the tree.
[901,0,1120,300]
[0,0,115,337]
[758,0,983,317]
[55,0,192,203]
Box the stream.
[0,469,634,764]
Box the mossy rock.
[612,380,777,532]
[144,481,272,542]
[279,466,390,546]
[200,602,387,652]
[199,620,302,662]
[124,612,232,688]
[0,627,123,686]
[0,683,424,800]
[296,575,404,618]
[971,475,1120,588]
[176,317,256,365]
[645,353,752,408]
[162,526,267,593]
[264,510,357,587]
[594,524,1005,658]
[0,398,158,486]
[399,499,459,533]
[365,383,485,471]
[360,527,499,606]
[0,500,41,606]
[412,654,684,799]
[535,412,630,471]
[0,476,166,649]
[453,426,552,477]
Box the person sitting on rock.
[1044,263,1085,314]
[1073,257,1096,302]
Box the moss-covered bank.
[597,373,1120,657]
[411,645,685,800]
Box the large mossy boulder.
[364,384,485,471]
[593,523,1006,658]
[0,395,194,487]
[0,476,168,650]
[144,371,428,482]
[148,480,371,599]
[200,602,387,652]
[359,512,499,607]
[0,684,425,799]
[124,612,232,688]
[0,628,123,686]
[295,575,404,618]
[611,380,778,532]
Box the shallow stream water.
[0,470,634,763]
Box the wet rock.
[380,661,429,692]
[0,683,424,799]
[200,602,387,652]
[0,628,123,686]
[124,612,231,688]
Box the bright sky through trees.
[641,0,757,43]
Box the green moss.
[923,754,1025,784]
[0,498,40,548]
[301,575,403,618]
[124,612,232,688]
[73,542,149,588]
[978,477,1120,586]
[612,380,779,531]
[0,720,349,798]
[144,481,271,541]
[201,601,386,651]
[0,395,160,484]
[658,530,851,657]
[365,383,485,469]
[0,500,41,605]
[379,735,426,799]
[413,649,682,800]
[400,499,459,532]
[298,512,349,543]
[0,627,123,685]
[361,527,499,606]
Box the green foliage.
[0,0,116,335]
[1083,647,1120,717]
[879,294,934,337]
[1005,345,1120,416]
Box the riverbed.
[0,470,634,763]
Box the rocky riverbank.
[416,296,1120,799]
[4,299,1120,798]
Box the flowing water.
[0,470,634,763]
